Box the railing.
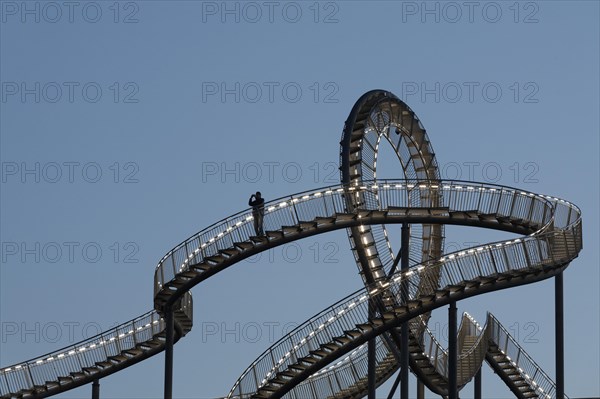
[0,311,164,396]
[457,314,488,385]
[412,315,449,378]
[488,313,568,399]
[226,191,581,397]
[293,338,391,399]
[155,179,557,299]
[2,179,577,398]
[0,290,193,398]
[408,312,488,386]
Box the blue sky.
[1,1,599,398]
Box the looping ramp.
[0,91,582,399]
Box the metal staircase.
[224,183,580,398]
[0,296,192,398]
[0,90,584,399]
[486,313,567,399]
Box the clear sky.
[1,1,598,398]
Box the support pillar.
[164,306,174,399]
[91,380,99,399]
[368,299,376,399]
[448,301,457,399]
[417,380,425,399]
[400,222,410,399]
[555,273,564,399]
[474,368,481,399]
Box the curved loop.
[339,89,443,284]
[338,89,445,395]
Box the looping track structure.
[0,90,583,399]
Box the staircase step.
[192,263,212,272]
[289,363,307,372]
[333,335,352,345]
[249,235,268,243]
[321,342,340,352]
[233,241,254,250]
[299,221,317,229]
[356,323,374,332]
[108,354,128,363]
[297,356,318,365]
[277,370,297,378]
[204,254,225,264]
[345,330,362,339]
[95,360,112,368]
[281,226,301,234]
[309,349,329,358]
[180,270,200,279]
[83,366,99,374]
[125,348,142,357]
[219,248,240,257]
[69,371,85,379]
[266,230,284,239]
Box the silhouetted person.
[248,191,265,236]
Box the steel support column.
[91,380,99,399]
[448,301,457,399]
[555,272,564,399]
[368,299,376,399]
[164,306,174,399]
[474,368,481,399]
[417,381,425,399]
[400,222,409,399]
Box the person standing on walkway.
[248,192,265,236]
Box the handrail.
[155,179,558,300]
[0,294,193,396]
[226,194,581,397]
[0,311,163,394]
[1,178,579,398]
[488,312,568,399]
[0,89,584,399]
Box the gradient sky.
[1,1,599,398]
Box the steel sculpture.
[0,90,583,399]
